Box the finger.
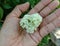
[28,0,59,43]
[39,17,60,38]
[40,0,59,18]
[41,8,60,27]
[29,16,60,44]
[28,0,52,43]
[28,0,52,14]
[7,2,29,18]
[1,2,30,39]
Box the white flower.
[20,13,42,33]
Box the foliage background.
[0,0,60,46]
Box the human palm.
[0,0,60,46]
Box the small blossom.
[20,13,42,33]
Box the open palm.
[0,0,60,46]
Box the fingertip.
[25,2,30,5]
[7,2,30,18]
[23,2,30,7]
[20,2,30,12]
[55,0,59,6]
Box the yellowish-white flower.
[20,13,42,33]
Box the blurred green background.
[0,0,60,46]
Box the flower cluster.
[20,13,42,33]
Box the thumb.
[1,2,30,39]
[7,2,30,18]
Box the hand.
[0,0,60,46]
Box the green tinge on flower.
[20,13,42,33]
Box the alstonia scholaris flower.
[20,13,42,33]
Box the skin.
[0,0,60,46]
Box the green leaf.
[11,0,19,6]
[0,7,4,19]
[3,4,12,9]
[15,0,20,3]
[38,35,50,46]
[0,22,2,29]
[57,5,60,8]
